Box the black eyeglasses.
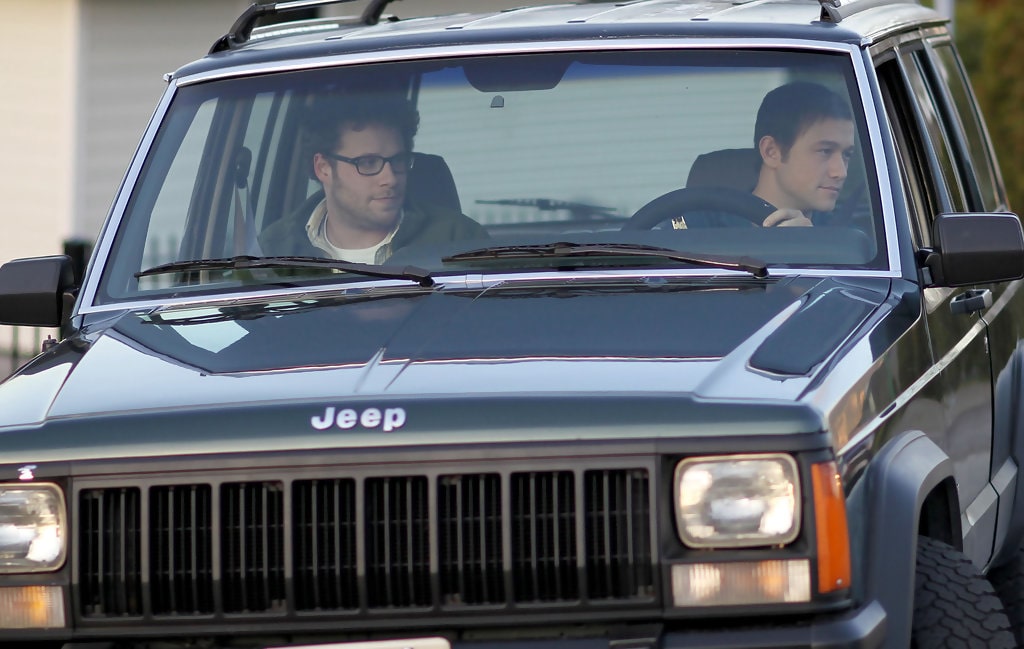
[322,151,415,176]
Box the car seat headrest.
[408,152,462,213]
[686,148,761,192]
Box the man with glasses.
[260,94,485,263]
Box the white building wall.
[75,0,250,241]
[0,0,78,360]
[0,0,78,260]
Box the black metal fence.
[1,326,48,380]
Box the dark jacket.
[682,208,839,228]
[259,191,488,260]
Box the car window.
[98,49,885,304]
[876,55,937,248]
[910,46,983,212]
[143,99,216,286]
[416,58,781,225]
[926,40,1005,212]
[898,45,968,214]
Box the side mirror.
[926,213,1024,287]
[0,255,76,327]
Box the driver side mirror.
[923,213,1024,288]
[0,255,77,327]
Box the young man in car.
[755,80,856,226]
[682,81,856,228]
[260,94,486,263]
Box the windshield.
[98,48,883,303]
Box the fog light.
[0,586,65,628]
[672,560,810,607]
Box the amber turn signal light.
[812,460,851,594]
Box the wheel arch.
[918,475,961,548]
[859,429,955,649]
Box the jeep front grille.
[77,468,653,620]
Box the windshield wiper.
[443,242,768,278]
[135,255,435,287]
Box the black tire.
[911,536,1016,648]
[989,544,1024,645]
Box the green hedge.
[955,0,1024,211]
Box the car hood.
[3,275,890,430]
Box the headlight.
[0,484,66,572]
[674,454,800,548]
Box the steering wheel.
[622,187,777,230]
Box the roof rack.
[210,0,401,53]
[817,0,913,23]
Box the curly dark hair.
[305,93,420,161]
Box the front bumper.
[458,601,886,649]
[50,600,884,649]
[661,600,886,648]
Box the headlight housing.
[674,454,800,548]
[0,483,66,572]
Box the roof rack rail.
[210,0,401,53]
[817,0,911,23]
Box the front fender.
[856,430,955,649]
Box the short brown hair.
[306,93,419,157]
[754,81,852,154]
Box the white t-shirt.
[304,199,399,264]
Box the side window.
[244,93,290,234]
[111,90,288,296]
[144,99,217,274]
[183,92,286,261]
[875,56,936,247]
[911,47,983,211]
[900,46,968,214]
[927,41,1005,211]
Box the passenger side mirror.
[925,213,1024,287]
[0,255,76,327]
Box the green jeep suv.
[2,1,1024,647]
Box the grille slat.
[585,470,653,599]
[151,485,213,614]
[366,477,431,608]
[294,479,358,611]
[80,488,142,617]
[511,472,578,602]
[439,474,503,605]
[79,468,653,620]
[222,483,285,613]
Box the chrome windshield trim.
[76,267,902,318]
[174,37,862,86]
[849,47,902,277]
[79,37,902,312]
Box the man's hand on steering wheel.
[622,187,776,230]
[762,208,812,227]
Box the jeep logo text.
[311,406,407,432]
